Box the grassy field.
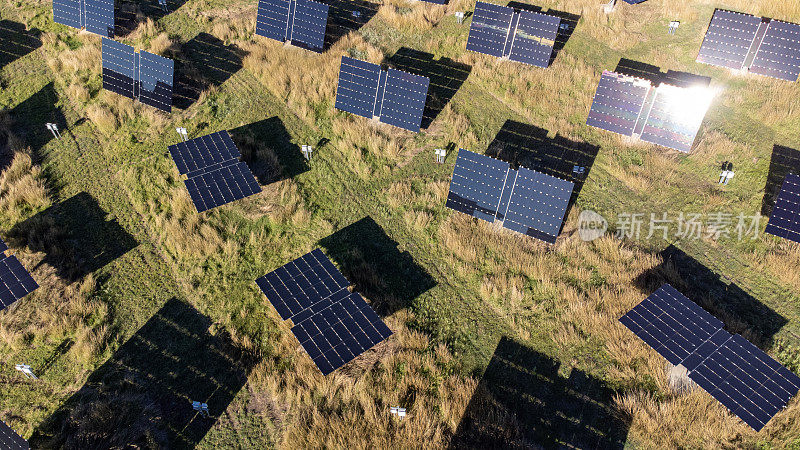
[1,0,800,447]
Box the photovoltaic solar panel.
[749,20,800,81]
[136,50,174,112]
[421,0,447,4]
[0,238,39,313]
[622,0,648,3]
[765,173,800,243]
[640,84,710,152]
[620,284,800,431]
[697,9,761,70]
[586,71,649,137]
[445,149,573,243]
[255,0,329,50]
[53,0,82,29]
[168,131,261,212]
[256,249,392,375]
[507,10,560,67]
[466,2,514,58]
[0,420,28,450]
[334,56,430,132]
[102,37,135,99]
[84,0,115,37]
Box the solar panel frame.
[289,0,329,50]
[378,68,430,132]
[507,10,560,68]
[255,0,292,42]
[136,50,174,113]
[466,1,514,58]
[586,71,650,137]
[102,37,136,100]
[696,9,762,70]
[750,20,800,81]
[0,254,39,311]
[53,0,82,29]
[0,420,28,450]
[445,148,510,222]
[500,167,573,243]
[334,56,381,120]
[765,173,800,243]
[83,0,115,37]
[639,84,706,153]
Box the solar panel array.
[256,249,392,375]
[466,1,561,68]
[334,56,430,132]
[586,70,712,152]
[102,38,174,112]
[0,238,39,313]
[698,9,800,81]
[256,0,330,51]
[0,420,28,450]
[168,131,261,212]
[52,0,114,37]
[765,173,800,243]
[620,284,800,431]
[445,149,573,243]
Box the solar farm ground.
[1,0,800,447]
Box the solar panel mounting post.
[301,144,313,161]
[176,127,188,141]
[45,123,61,139]
[455,11,465,24]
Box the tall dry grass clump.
[0,152,50,223]
[86,104,119,135]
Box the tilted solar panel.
[335,56,381,119]
[290,0,329,50]
[255,0,291,42]
[378,68,430,132]
[466,1,514,58]
[53,0,82,29]
[640,84,711,153]
[620,284,800,431]
[750,20,800,81]
[445,148,509,222]
[0,420,28,450]
[765,173,800,243]
[508,10,560,67]
[83,0,115,37]
[0,240,39,312]
[102,38,135,99]
[500,167,573,243]
[621,0,648,3]
[169,130,240,175]
[421,0,447,4]
[586,71,649,137]
[256,249,392,375]
[697,9,761,70]
[136,50,174,112]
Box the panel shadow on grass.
[115,0,189,37]
[615,58,711,88]
[172,33,246,110]
[761,144,800,217]
[634,245,788,346]
[451,337,630,449]
[486,119,599,211]
[6,82,66,161]
[325,0,378,51]
[385,48,472,130]
[229,116,308,185]
[319,216,436,315]
[8,192,138,281]
[0,19,41,71]
[30,298,257,449]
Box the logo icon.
[578,210,608,242]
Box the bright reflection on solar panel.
[659,85,714,129]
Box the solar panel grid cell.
[256,0,291,41]
[102,38,136,99]
[83,0,115,37]
[507,10,560,67]
[640,85,707,152]
[290,0,329,50]
[466,1,514,58]
[137,50,174,112]
[0,420,28,450]
[765,173,800,243]
[501,167,573,243]
[379,68,430,132]
[53,0,82,29]
[0,255,39,310]
[697,9,761,70]
[586,71,649,136]
[445,149,509,222]
[335,56,382,119]
[750,20,800,81]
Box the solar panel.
[765,173,800,243]
[466,2,514,58]
[0,238,39,313]
[620,284,800,431]
[52,0,82,29]
[83,0,115,37]
[750,20,800,81]
[0,420,28,450]
[256,248,392,375]
[621,0,648,3]
[255,0,329,50]
[136,50,174,112]
[168,131,261,212]
[586,71,649,137]
[445,149,573,243]
[507,10,560,67]
[421,0,447,4]
[334,56,430,132]
[639,84,711,152]
[102,38,174,112]
[697,10,761,70]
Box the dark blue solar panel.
[0,420,28,450]
[622,0,648,3]
[640,84,708,152]
[750,20,800,82]
[257,249,392,375]
[335,56,381,119]
[102,38,135,99]
[586,70,650,137]
[765,173,800,243]
[0,253,39,312]
[0,237,9,254]
[290,0,329,50]
[256,0,291,41]
[621,283,800,431]
[421,0,447,3]
[168,130,240,175]
[378,68,430,132]
[508,10,560,68]
[466,1,514,58]
[136,50,174,113]
[697,9,761,70]
[84,0,115,37]
[53,0,82,29]
[445,148,509,222]
[500,167,573,243]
